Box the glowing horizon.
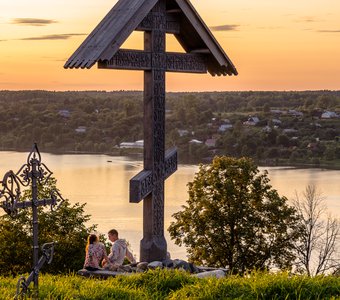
[1,0,339,92]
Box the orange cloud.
[210,24,240,31]
[11,18,58,26]
[19,33,86,41]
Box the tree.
[168,156,301,274]
[263,103,271,113]
[0,177,97,275]
[276,134,290,147]
[292,185,340,276]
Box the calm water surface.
[1,152,339,260]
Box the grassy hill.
[1,269,340,299]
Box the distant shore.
[1,147,339,171]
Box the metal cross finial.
[0,144,64,299]
[16,143,52,187]
[0,170,21,217]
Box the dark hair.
[86,234,98,252]
[108,229,118,236]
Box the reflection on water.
[262,167,340,212]
[0,152,339,260]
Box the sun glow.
[1,0,339,91]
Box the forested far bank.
[0,90,340,168]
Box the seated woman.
[83,234,109,271]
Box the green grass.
[1,270,340,300]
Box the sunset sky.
[1,0,339,92]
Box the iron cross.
[0,144,64,299]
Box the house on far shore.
[120,140,144,148]
[58,109,71,118]
[272,118,282,126]
[262,125,272,133]
[307,142,320,152]
[288,110,303,117]
[189,139,203,144]
[218,124,233,132]
[283,128,298,134]
[178,129,189,137]
[205,138,217,148]
[75,126,87,133]
[270,109,285,115]
[243,116,260,126]
[321,111,338,119]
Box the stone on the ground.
[173,259,191,271]
[188,263,200,274]
[162,258,174,268]
[136,262,148,271]
[117,265,133,272]
[192,269,226,279]
[77,257,228,279]
[147,261,163,269]
[197,266,229,273]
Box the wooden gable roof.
[64,0,238,76]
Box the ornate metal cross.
[64,0,237,262]
[0,144,64,299]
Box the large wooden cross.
[65,0,237,262]
[99,1,210,262]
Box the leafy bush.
[0,178,97,275]
[169,156,302,273]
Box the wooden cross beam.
[98,50,208,73]
[130,147,177,203]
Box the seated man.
[103,229,136,271]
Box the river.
[0,151,339,260]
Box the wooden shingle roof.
[64,0,238,76]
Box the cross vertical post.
[141,0,167,262]
[31,156,40,298]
